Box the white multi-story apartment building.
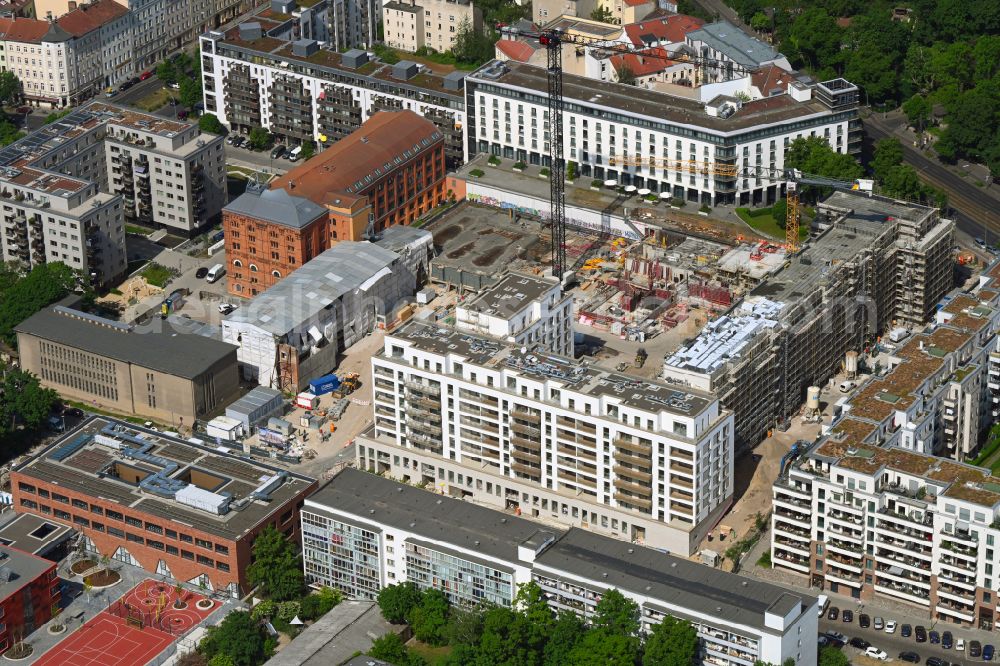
[455,272,574,356]
[103,108,226,233]
[383,0,482,54]
[359,319,735,555]
[466,60,861,207]
[200,27,467,169]
[304,467,819,666]
[771,262,1000,626]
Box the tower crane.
[510,28,869,268]
[517,28,749,279]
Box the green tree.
[750,12,770,32]
[784,136,863,193]
[157,60,178,85]
[369,633,424,665]
[871,138,904,181]
[771,198,788,229]
[179,76,201,109]
[245,525,304,601]
[564,628,638,666]
[902,94,930,132]
[616,65,638,86]
[248,127,272,151]
[643,615,699,666]
[43,109,71,125]
[542,611,585,666]
[819,646,850,666]
[935,84,1000,163]
[300,142,315,160]
[207,656,236,666]
[198,113,224,135]
[0,369,58,437]
[0,262,86,346]
[786,8,842,75]
[0,71,20,104]
[452,18,495,66]
[199,611,267,666]
[591,589,640,636]
[410,588,450,646]
[377,582,424,624]
[589,5,614,22]
[298,587,341,620]
[0,120,23,147]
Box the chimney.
[67,1,76,9]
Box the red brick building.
[11,417,317,598]
[0,544,58,653]
[222,110,445,297]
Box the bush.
[251,600,276,621]
[276,601,300,623]
[671,197,685,207]
[513,161,526,170]
[540,167,550,177]
[373,44,400,64]
[591,179,602,187]
[699,204,711,213]
[487,155,500,166]
[299,587,342,621]
[567,161,578,180]
[377,583,423,624]
[468,168,484,178]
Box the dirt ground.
[96,275,163,309]
[575,313,704,380]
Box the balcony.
[615,437,651,456]
[512,462,542,479]
[827,538,862,554]
[614,477,651,496]
[614,464,652,483]
[774,507,810,524]
[511,449,542,465]
[510,421,540,437]
[772,549,810,571]
[510,434,541,451]
[825,568,862,586]
[668,460,694,476]
[404,379,440,395]
[874,581,930,605]
[511,409,540,424]
[937,584,976,604]
[558,444,596,461]
[407,394,439,410]
[614,492,652,510]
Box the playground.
[33,579,217,666]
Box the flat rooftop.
[461,272,557,318]
[535,528,814,632]
[0,513,74,556]
[16,300,237,380]
[15,417,315,541]
[0,543,53,602]
[665,297,783,375]
[387,320,717,417]
[471,61,836,135]
[307,468,560,563]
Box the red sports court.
[34,579,217,666]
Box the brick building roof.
[57,0,129,36]
[271,110,442,206]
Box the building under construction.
[664,191,954,449]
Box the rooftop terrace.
[15,417,315,540]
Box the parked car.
[865,647,888,661]
[218,303,237,315]
[915,626,927,643]
[859,614,871,628]
[942,632,953,650]
[955,638,965,653]
[828,607,839,621]
[168,81,180,89]
[849,637,871,650]
[985,644,996,662]
[969,640,982,658]
[842,610,853,623]
[226,134,236,145]
[885,621,897,634]
[270,144,286,160]
[929,631,940,644]
[898,651,920,663]
[140,70,153,80]
[925,658,948,666]
[65,407,83,418]
[195,267,208,279]
[873,617,884,631]
[976,237,987,247]
[177,109,188,120]
[824,631,846,644]
[901,624,912,638]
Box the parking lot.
[821,604,993,664]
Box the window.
[18,483,35,494]
[249,264,258,272]
[52,493,69,504]
[180,533,193,543]
[126,532,143,543]
[90,504,104,515]
[271,270,281,278]
[20,498,37,510]
[197,554,214,566]
[73,515,89,527]
[233,259,242,267]
[72,499,88,510]
[107,509,124,521]
[108,526,125,538]
[146,539,164,551]
[215,544,229,555]
[180,550,194,560]
[217,562,230,572]
[125,516,142,528]
[166,545,179,555]
[92,521,105,532]
[54,509,70,520]
[166,529,177,539]
[145,522,163,535]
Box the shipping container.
[295,392,319,410]
[308,374,341,396]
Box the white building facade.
[305,468,819,666]
[360,319,735,555]
[455,272,574,356]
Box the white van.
[288,145,302,162]
[838,380,856,393]
[817,594,829,617]
[205,263,225,283]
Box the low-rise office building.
[16,300,240,427]
[361,319,734,555]
[455,271,574,356]
[11,417,317,597]
[304,468,818,666]
[0,544,59,654]
[222,227,432,390]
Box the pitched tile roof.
[0,16,54,42]
[624,14,704,47]
[751,63,793,97]
[609,47,678,77]
[270,110,442,206]
[496,39,536,62]
[57,0,129,37]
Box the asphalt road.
[864,115,1000,241]
[821,614,986,664]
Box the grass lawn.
[126,259,148,274]
[135,88,173,112]
[125,224,150,235]
[407,640,452,665]
[140,262,175,288]
[736,207,809,241]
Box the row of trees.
[374,581,701,666]
[157,50,203,110]
[728,0,1000,176]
